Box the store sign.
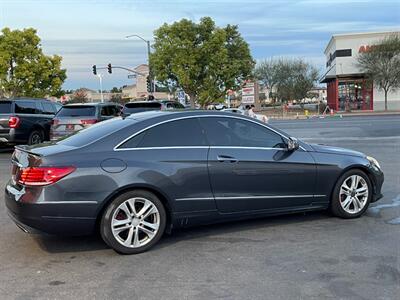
[177,90,186,105]
[242,87,255,96]
[358,45,377,53]
[242,95,255,104]
[242,81,256,104]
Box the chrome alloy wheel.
[339,175,369,214]
[111,197,160,248]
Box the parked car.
[222,108,269,123]
[5,111,383,254]
[123,100,185,115]
[0,98,62,145]
[50,102,122,141]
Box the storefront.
[322,31,400,111]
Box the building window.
[335,49,352,57]
[338,80,373,111]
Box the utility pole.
[97,74,104,103]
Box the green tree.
[110,86,122,93]
[0,27,66,98]
[255,58,319,104]
[151,17,254,108]
[357,34,400,111]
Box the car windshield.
[123,102,161,114]
[0,101,12,113]
[57,117,134,147]
[56,105,96,117]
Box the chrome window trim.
[116,146,210,151]
[114,114,303,151]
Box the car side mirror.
[287,137,299,151]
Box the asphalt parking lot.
[0,115,399,299]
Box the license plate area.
[66,124,75,130]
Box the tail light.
[18,166,76,186]
[81,119,97,125]
[9,116,20,128]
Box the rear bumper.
[50,130,78,141]
[5,184,98,235]
[0,130,28,144]
[0,132,12,143]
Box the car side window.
[119,118,207,148]
[54,102,63,112]
[101,106,112,116]
[42,102,56,114]
[199,117,285,148]
[14,101,37,114]
[111,105,121,116]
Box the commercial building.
[121,64,170,101]
[321,31,400,111]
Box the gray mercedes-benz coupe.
[5,110,384,254]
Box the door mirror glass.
[287,137,299,151]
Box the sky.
[1,0,399,90]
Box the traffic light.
[92,65,97,75]
[107,63,112,74]
[146,76,153,93]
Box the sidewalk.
[265,110,400,120]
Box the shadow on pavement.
[34,234,108,254]
[33,210,331,254]
[157,210,330,250]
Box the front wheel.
[331,169,372,218]
[100,190,166,254]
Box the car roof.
[63,102,120,107]
[124,100,179,105]
[125,109,246,121]
[0,97,51,102]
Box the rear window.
[0,102,12,113]
[123,102,161,114]
[15,101,37,114]
[57,118,133,147]
[56,106,96,117]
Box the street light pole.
[126,34,152,93]
[97,74,104,103]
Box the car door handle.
[217,155,238,163]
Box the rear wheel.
[100,190,166,254]
[28,130,44,145]
[331,169,372,218]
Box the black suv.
[0,98,62,145]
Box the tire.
[100,190,167,254]
[28,129,44,145]
[331,169,372,219]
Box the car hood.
[309,143,365,158]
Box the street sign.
[178,90,185,105]
[242,81,256,104]
[128,74,136,79]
